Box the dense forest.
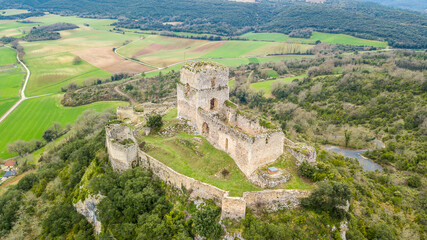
[1,0,427,48]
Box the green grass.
[241,32,290,42]
[250,74,306,96]
[202,41,269,58]
[144,132,260,196]
[0,47,16,65]
[0,94,126,159]
[0,98,18,117]
[0,65,24,100]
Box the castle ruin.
[177,62,285,177]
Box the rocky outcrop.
[284,138,317,165]
[73,194,104,234]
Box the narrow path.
[114,83,137,105]
[0,46,30,124]
[113,38,160,70]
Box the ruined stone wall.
[196,108,284,176]
[105,125,138,173]
[117,107,143,124]
[244,189,310,212]
[221,197,246,219]
[138,150,228,205]
[284,138,317,165]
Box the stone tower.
[177,62,229,125]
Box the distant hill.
[0,0,426,49]
[361,0,427,12]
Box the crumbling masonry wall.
[106,124,138,173]
[177,62,285,177]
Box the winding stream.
[322,139,384,171]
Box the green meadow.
[0,97,18,117]
[251,74,307,96]
[0,94,126,159]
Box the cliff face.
[73,194,104,234]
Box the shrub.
[301,181,351,220]
[146,114,163,131]
[407,175,422,188]
[192,204,223,240]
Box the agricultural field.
[0,9,28,16]
[250,74,307,96]
[0,47,22,116]
[241,31,388,48]
[0,94,126,159]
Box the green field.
[251,74,307,96]
[0,97,18,117]
[241,32,388,48]
[0,95,126,159]
[0,47,16,65]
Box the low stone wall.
[244,189,310,212]
[138,150,228,205]
[138,149,309,219]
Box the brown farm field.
[72,47,155,74]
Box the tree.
[146,114,163,131]
[192,204,223,240]
[7,140,30,156]
[407,175,422,188]
[344,129,352,148]
[73,56,82,65]
[301,181,351,220]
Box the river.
[322,140,383,171]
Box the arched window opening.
[265,136,270,144]
[210,98,218,110]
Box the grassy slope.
[0,94,126,159]
[250,74,307,96]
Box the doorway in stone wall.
[202,122,209,136]
[210,98,218,110]
[225,138,228,151]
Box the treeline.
[1,0,427,48]
[22,22,79,41]
[0,10,43,20]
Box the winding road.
[0,46,31,124]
